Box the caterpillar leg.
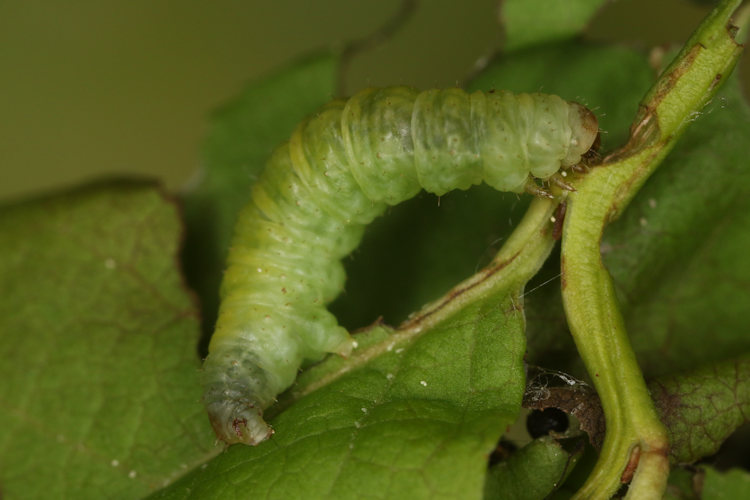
[523,178,554,199]
[548,173,576,192]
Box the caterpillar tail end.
[205,398,274,446]
[201,344,279,446]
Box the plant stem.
[561,0,744,498]
[563,154,670,500]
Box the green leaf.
[182,52,339,340]
[0,182,219,499]
[484,437,582,500]
[149,285,529,500]
[702,467,750,499]
[660,466,750,499]
[500,0,607,51]
[650,355,750,464]
[662,465,750,499]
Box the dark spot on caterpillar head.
[526,408,569,438]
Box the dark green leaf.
[650,355,750,464]
[702,466,750,499]
[0,182,218,499]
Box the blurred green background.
[1,0,743,202]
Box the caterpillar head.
[563,102,599,167]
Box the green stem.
[561,1,744,498]
[563,158,670,500]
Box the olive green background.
[0,0,742,202]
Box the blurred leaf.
[182,52,339,345]
[150,283,529,500]
[0,182,219,499]
[662,465,750,499]
[650,355,750,464]
[484,437,582,499]
[663,466,700,500]
[500,0,607,51]
[702,467,750,499]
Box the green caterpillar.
[202,87,599,445]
